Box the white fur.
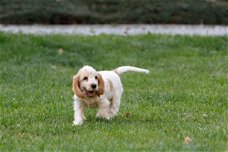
[73,65,149,125]
[114,66,149,74]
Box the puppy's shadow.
[87,114,157,126]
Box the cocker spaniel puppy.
[72,65,149,125]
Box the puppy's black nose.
[91,84,97,89]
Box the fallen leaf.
[184,136,192,144]
[202,113,208,118]
[58,48,64,55]
[50,65,57,69]
[17,132,24,137]
[125,112,130,118]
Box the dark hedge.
[0,0,227,24]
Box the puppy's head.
[72,66,104,98]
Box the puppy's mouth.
[82,89,96,97]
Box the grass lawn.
[0,32,227,151]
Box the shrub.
[0,0,227,24]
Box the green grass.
[0,33,227,151]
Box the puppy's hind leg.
[109,96,121,118]
[96,98,111,120]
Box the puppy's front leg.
[73,100,85,125]
[96,98,111,120]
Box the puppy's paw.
[73,120,83,126]
[96,112,111,120]
[109,109,118,117]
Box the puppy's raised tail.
[113,66,149,75]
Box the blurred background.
[0,0,227,25]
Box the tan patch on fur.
[108,79,114,92]
[96,73,105,96]
[72,74,84,98]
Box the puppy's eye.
[95,76,98,80]
[83,77,88,81]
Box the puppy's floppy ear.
[97,73,105,96]
[72,74,84,98]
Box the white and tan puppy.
[72,65,149,125]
